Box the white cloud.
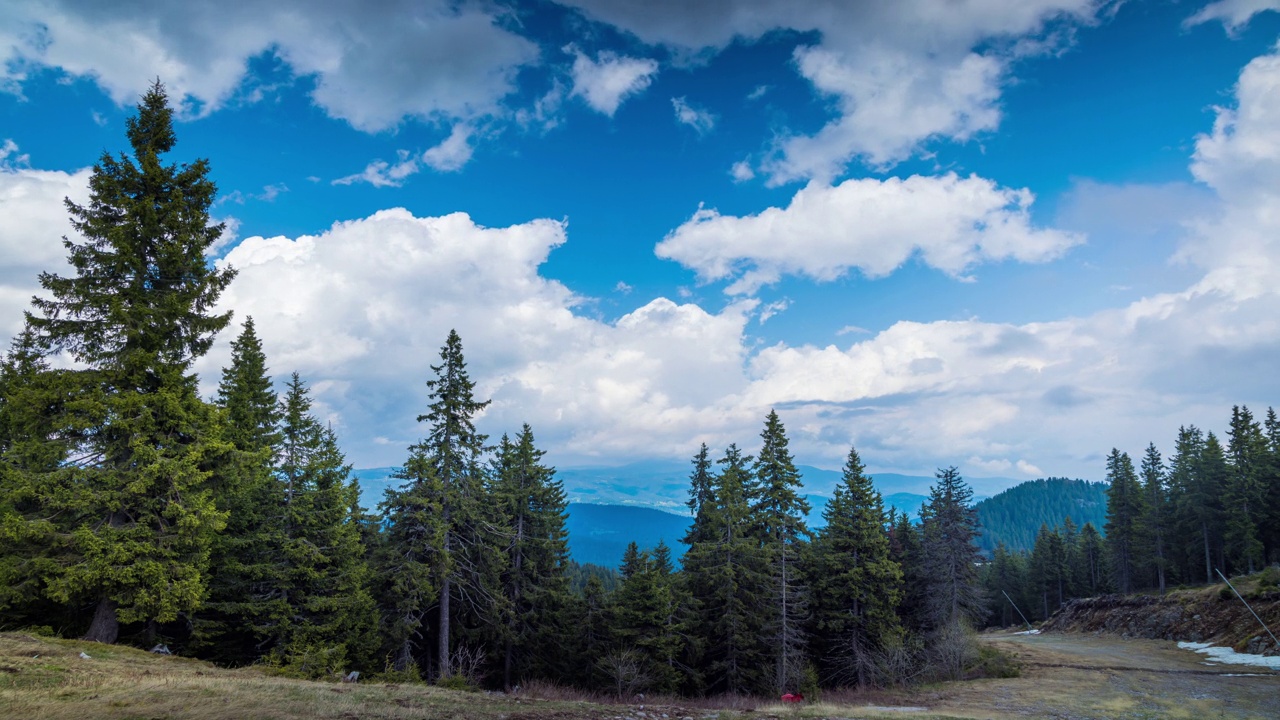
[747,85,769,101]
[656,173,1082,294]
[614,281,633,294]
[758,299,789,324]
[8,42,1280,484]
[672,96,715,133]
[566,46,659,116]
[560,0,1103,180]
[422,124,474,172]
[333,151,422,188]
[1184,0,1280,32]
[0,1,539,131]
[0,154,90,339]
[729,160,755,182]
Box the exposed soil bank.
[1041,571,1280,655]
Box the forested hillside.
[975,478,1109,554]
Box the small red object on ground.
[780,693,804,703]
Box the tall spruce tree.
[1264,409,1280,563]
[1138,443,1170,592]
[681,444,770,695]
[1224,406,1266,573]
[491,424,571,688]
[273,374,378,673]
[413,330,497,679]
[919,467,985,630]
[808,445,903,687]
[379,438,446,674]
[751,410,811,694]
[21,81,235,643]
[1103,449,1144,594]
[196,318,283,663]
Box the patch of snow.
[1177,641,1280,669]
[1012,629,1041,635]
[862,708,928,713]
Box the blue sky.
[3,0,1280,480]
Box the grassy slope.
[0,633,973,720]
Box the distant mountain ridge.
[973,477,1109,555]
[349,464,1026,568]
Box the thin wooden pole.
[1002,589,1034,632]
[1216,568,1280,650]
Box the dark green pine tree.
[750,410,811,694]
[609,541,685,695]
[414,330,502,680]
[1103,449,1145,594]
[918,467,985,631]
[981,543,1028,628]
[1169,427,1225,583]
[1137,443,1171,593]
[1224,406,1266,574]
[1028,524,1067,618]
[21,81,235,643]
[683,443,715,546]
[195,318,283,664]
[808,445,903,688]
[681,444,771,695]
[378,435,445,674]
[1073,522,1108,596]
[491,424,571,689]
[273,374,378,674]
[1263,409,1280,563]
[887,507,926,632]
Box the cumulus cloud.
[672,96,715,133]
[566,46,659,116]
[657,173,1082,294]
[0,151,90,339]
[0,1,538,131]
[8,38,1280,484]
[729,160,755,182]
[560,0,1102,180]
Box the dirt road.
[905,631,1279,720]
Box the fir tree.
[1103,449,1144,594]
[751,410,811,694]
[918,467,985,630]
[681,444,770,695]
[1138,443,1170,592]
[408,330,498,679]
[808,445,903,687]
[273,375,378,673]
[195,318,283,664]
[491,425,571,688]
[1074,522,1108,596]
[1224,406,1266,573]
[21,81,235,643]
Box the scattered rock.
[78,651,91,659]
[149,644,171,655]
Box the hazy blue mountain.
[566,503,692,568]
[351,465,1005,566]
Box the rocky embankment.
[1042,571,1280,655]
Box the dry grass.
[0,633,606,720]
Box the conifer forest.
[3,84,1280,698]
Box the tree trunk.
[1202,522,1212,584]
[438,575,451,678]
[84,597,119,644]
